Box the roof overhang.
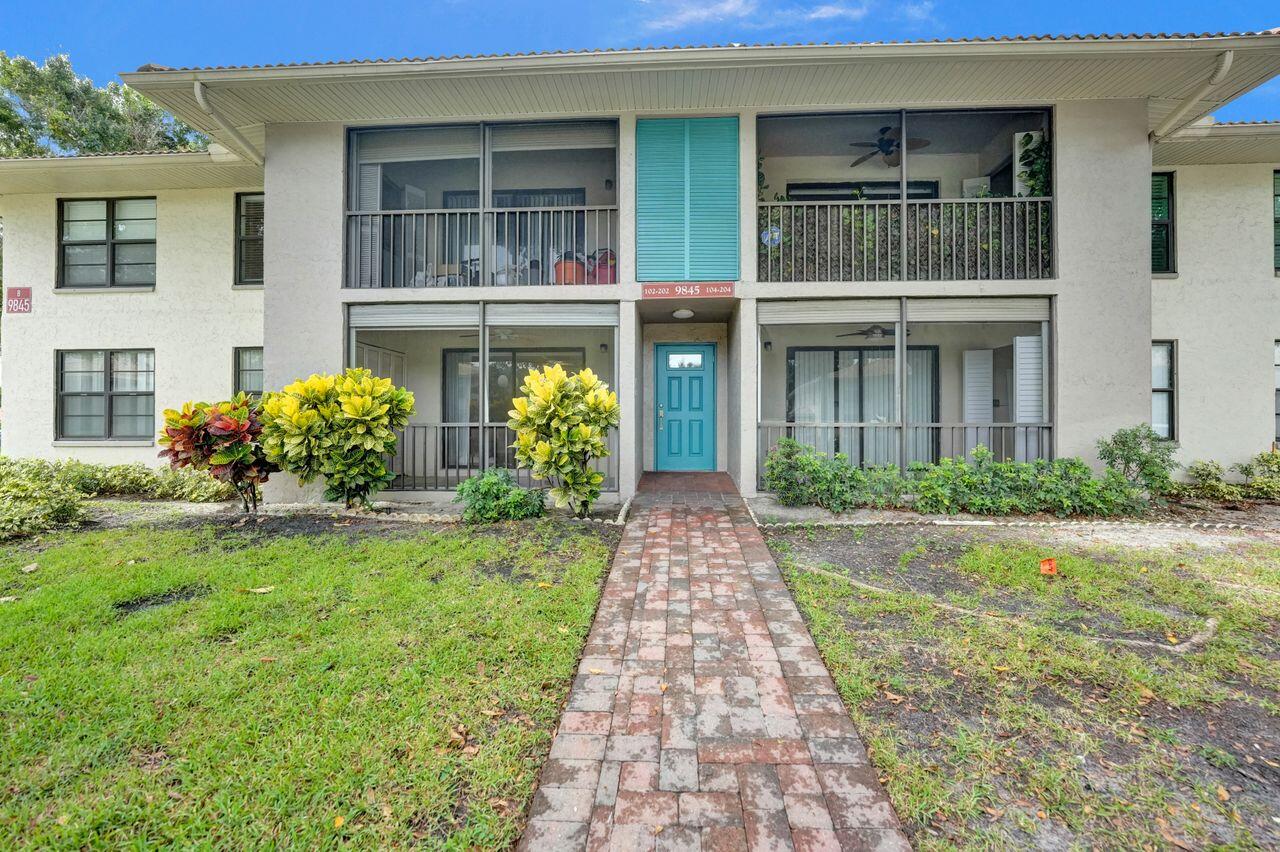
[0,145,263,195]
[1154,121,1280,165]
[121,34,1280,154]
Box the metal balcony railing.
[756,421,1053,487]
[346,207,619,288]
[388,422,619,492]
[757,198,1053,283]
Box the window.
[1151,174,1175,273]
[236,193,264,285]
[1151,341,1175,440]
[59,198,156,288]
[1273,171,1278,273]
[57,349,155,439]
[234,347,264,396]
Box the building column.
[618,298,641,499]
[734,297,759,496]
[617,113,638,286]
[738,110,758,284]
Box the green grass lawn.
[0,516,616,849]
[768,526,1280,850]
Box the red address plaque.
[641,282,735,299]
[5,287,32,314]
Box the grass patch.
[768,526,1280,850]
[0,518,616,848]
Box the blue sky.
[4,0,1279,120]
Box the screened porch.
[757,298,1052,486]
[348,303,620,491]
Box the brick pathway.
[520,483,908,851]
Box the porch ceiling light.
[672,308,695,320]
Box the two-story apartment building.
[2,32,1280,503]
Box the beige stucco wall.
[1151,162,1280,467]
[0,188,263,464]
[1051,99,1153,462]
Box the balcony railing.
[757,198,1053,283]
[346,207,618,288]
[757,421,1052,486]
[389,422,619,492]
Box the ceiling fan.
[836,324,908,340]
[850,126,930,168]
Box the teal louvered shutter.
[687,117,740,280]
[636,117,739,281]
[637,120,690,280]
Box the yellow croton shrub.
[508,364,620,517]
[258,369,414,507]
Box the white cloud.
[898,1,936,24]
[637,0,760,33]
[631,0,939,37]
[803,4,869,22]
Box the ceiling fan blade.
[883,150,902,168]
[882,126,902,140]
[849,150,878,168]
[849,141,878,147]
[905,138,931,150]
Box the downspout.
[193,81,264,166]
[1150,50,1234,142]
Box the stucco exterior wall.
[1151,162,1280,466]
[0,188,263,464]
[1049,99,1153,463]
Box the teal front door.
[655,343,716,471]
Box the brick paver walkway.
[520,483,908,851]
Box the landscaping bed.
[765,523,1280,850]
[0,514,618,848]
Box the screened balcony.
[346,122,619,288]
[348,303,620,491]
[756,298,1052,486]
[756,110,1053,283]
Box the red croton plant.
[158,393,279,512]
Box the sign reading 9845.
[5,287,32,314]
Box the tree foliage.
[258,370,415,508]
[508,364,620,517]
[1,52,206,157]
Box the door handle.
[658,404,664,431]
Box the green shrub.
[1174,460,1244,502]
[454,469,546,524]
[508,365,620,518]
[762,439,907,513]
[910,446,1138,517]
[151,468,240,502]
[1096,424,1178,497]
[0,457,235,503]
[1231,450,1280,501]
[0,474,86,539]
[259,370,415,508]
